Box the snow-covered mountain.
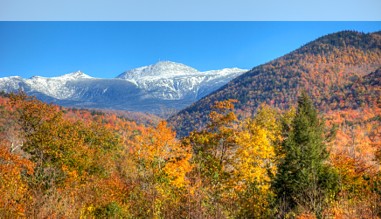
[0,61,247,116]
[118,61,246,100]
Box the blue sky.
[0,22,381,78]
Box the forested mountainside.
[169,31,381,136]
[326,66,381,110]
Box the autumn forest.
[0,89,380,218]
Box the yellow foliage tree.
[0,143,34,217]
[127,121,192,218]
[231,105,281,218]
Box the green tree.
[274,92,338,218]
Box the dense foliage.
[1,91,380,218]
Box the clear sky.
[1,0,380,21]
[0,22,381,78]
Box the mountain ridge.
[168,30,381,136]
[0,61,247,116]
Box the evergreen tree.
[274,91,338,218]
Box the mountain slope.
[326,66,381,110]
[0,62,247,116]
[168,31,381,136]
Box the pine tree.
[274,91,338,218]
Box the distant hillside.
[169,31,381,136]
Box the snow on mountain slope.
[118,61,200,81]
[0,71,93,100]
[117,61,247,100]
[0,61,247,114]
[0,76,25,90]
[25,71,93,99]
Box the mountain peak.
[154,60,183,66]
[56,71,92,80]
[297,30,381,54]
[117,61,199,80]
[150,61,199,74]
[28,71,92,81]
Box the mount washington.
[0,61,247,115]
